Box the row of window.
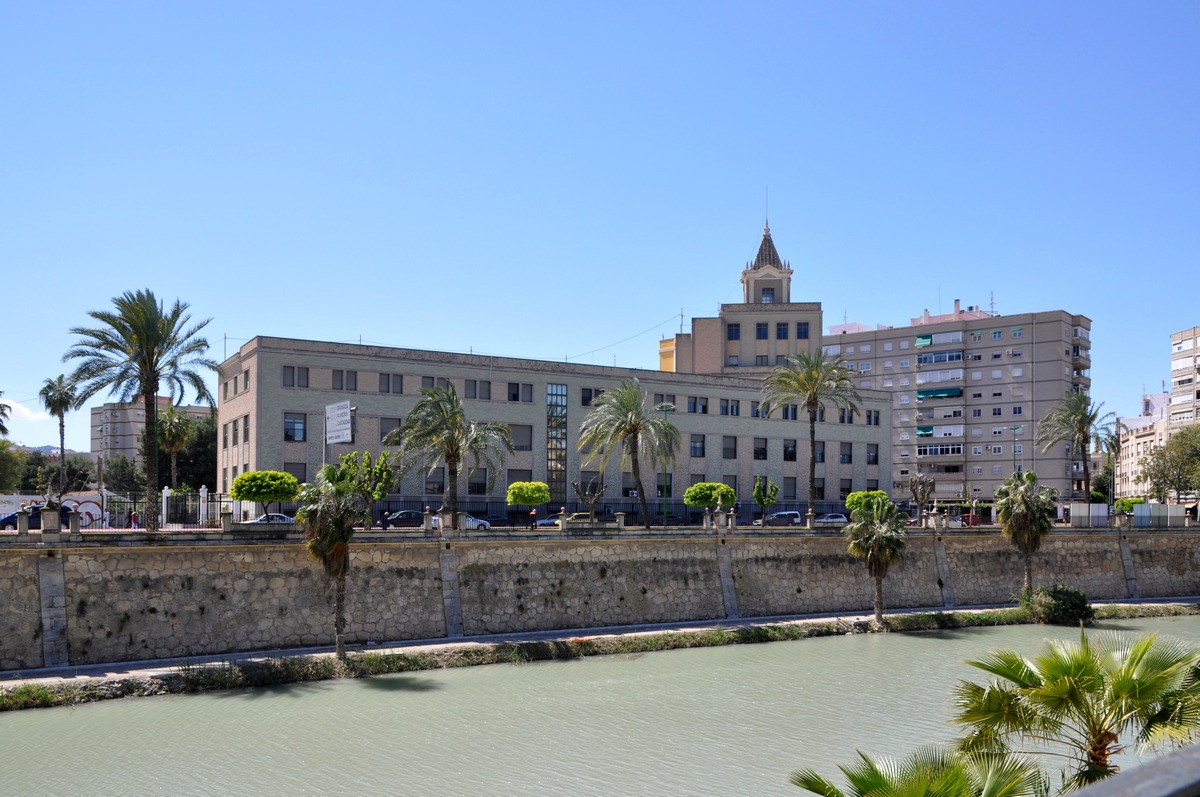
[223,369,251,400]
[904,443,1025,457]
[726,321,811,341]
[687,435,880,465]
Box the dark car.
[483,514,511,527]
[386,509,426,528]
[652,513,686,526]
[0,505,71,531]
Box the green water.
[4,616,1200,796]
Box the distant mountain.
[18,444,86,458]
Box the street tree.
[994,470,1058,593]
[38,375,81,497]
[577,378,680,528]
[1139,425,1200,503]
[65,289,217,532]
[384,383,511,530]
[230,470,301,517]
[0,390,9,436]
[908,473,936,525]
[843,492,908,624]
[753,475,779,522]
[1034,393,1116,503]
[156,405,193,489]
[763,352,860,523]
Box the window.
[761,287,775,304]
[858,362,871,372]
[722,436,737,459]
[783,439,797,462]
[779,404,797,420]
[993,428,1005,436]
[814,441,825,463]
[728,400,740,416]
[508,382,533,402]
[972,409,982,417]
[867,444,879,465]
[755,355,769,366]
[992,445,1003,455]
[468,469,488,495]
[422,376,450,390]
[784,477,797,500]
[916,443,964,456]
[898,359,909,367]
[282,462,306,483]
[1012,406,1023,415]
[727,355,740,366]
[510,424,533,451]
[379,373,403,394]
[993,465,1004,475]
[756,323,769,340]
[1013,444,1023,454]
[972,446,983,455]
[814,478,825,500]
[463,379,490,400]
[242,370,250,391]
[722,475,738,496]
[991,370,1002,379]
[727,323,740,341]
[507,468,532,485]
[283,366,295,387]
[839,408,854,424]
[231,418,239,446]
[654,393,676,406]
[425,467,445,495]
[379,417,401,442]
[581,387,603,406]
[332,370,357,391]
[687,396,708,414]
[284,413,306,442]
[992,330,1003,340]
[839,442,853,464]
[776,322,788,339]
[753,438,767,460]
[840,479,853,500]
[796,322,809,340]
[1011,328,1023,338]
[864,410,881,426]
[719,398,730,416]
[750,401,761,418]
[690,434,706,458]
[993,408,1003,416]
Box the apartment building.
[216,336,891,513]
[1169,327,1200,428]
[1115,392,1169,499]
[90,398,213,465]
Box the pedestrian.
[126,508,133,528]
[131,510,139,529]
[529,508,537,530]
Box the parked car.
[946,514,983,529]
[764,510,804,527]
[535,514,563,528]
[483,514,511,527]
[244,513,295,524]
[812,513,849,527]
[462,514,490,530]
[0,505,72,531]
[652,513,686,526]
[386,509,426,528]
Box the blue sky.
[2,1,1197,453]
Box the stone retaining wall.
[2,529,1198,671]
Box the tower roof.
[751,222,785,269]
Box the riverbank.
[3,599,1198,712]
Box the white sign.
[326,400,353,444]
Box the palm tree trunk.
[334,571,347,660]
[1082,446,1092,503]
[874,576,885,625]
[170,452,178,490]
[58,414,66,496]
[1023,552,1034,594]
[446,454,460,530]
[143,392,160,533]
[629,435,650,528]
[808,407,818,527]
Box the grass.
[5,601,1199,712]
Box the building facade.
[90,398,213,466]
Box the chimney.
[954,299,961,318]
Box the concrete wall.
[3,529,1198,671]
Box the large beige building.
[217,226,891,519]
[657,226,1092,506]
[90,398,213,465]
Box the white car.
[812,513,849,527]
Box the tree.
[104,453,145,493]
[18,451,52,493]
[174,413,217,491]
[909,474,936,526]
[1140,425,1200,504]
[843,493,908,624]
[0,440,23,491]
[752,475,779,521]
[156,405,193,489]
[296,464,359,660]
[683,481,737,512]
[791,747,1046,797]
[953,629,1200,790]
[577,378,680,529]
[65,289,217,532]
[844,489,889,517]
[340,451,394,527]
[230,470,301,517]
[38,375,81,498]
[507,481,550,508]
[384,383,511,530]
[994,470,1058,594]
[1034,393,1116,503]
[763,352,860,523]
[571,477,606,520]
[0,390,9,436]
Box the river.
[4,616,1200,796]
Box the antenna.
[679,308,684,334]
[765,185,769,223]
[989,292,996,315]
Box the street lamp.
[1008,425,1023,474]
[658,403,674,525]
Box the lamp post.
[1009,425,1023,474]
[658,403,674,525]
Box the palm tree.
[994,470,1058,594]
[843,493,908,625]
[791,747,1047,797]
[295,462,361,661]
[953,629,1200,791]
[38,375,81,497]
[1034,393,1116,503]
[0,390,10,436]
[157,404,193,489]
[64,289,217,532]
[763,352,860,524]
[577,378,680,528]
[383,383,511,530]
